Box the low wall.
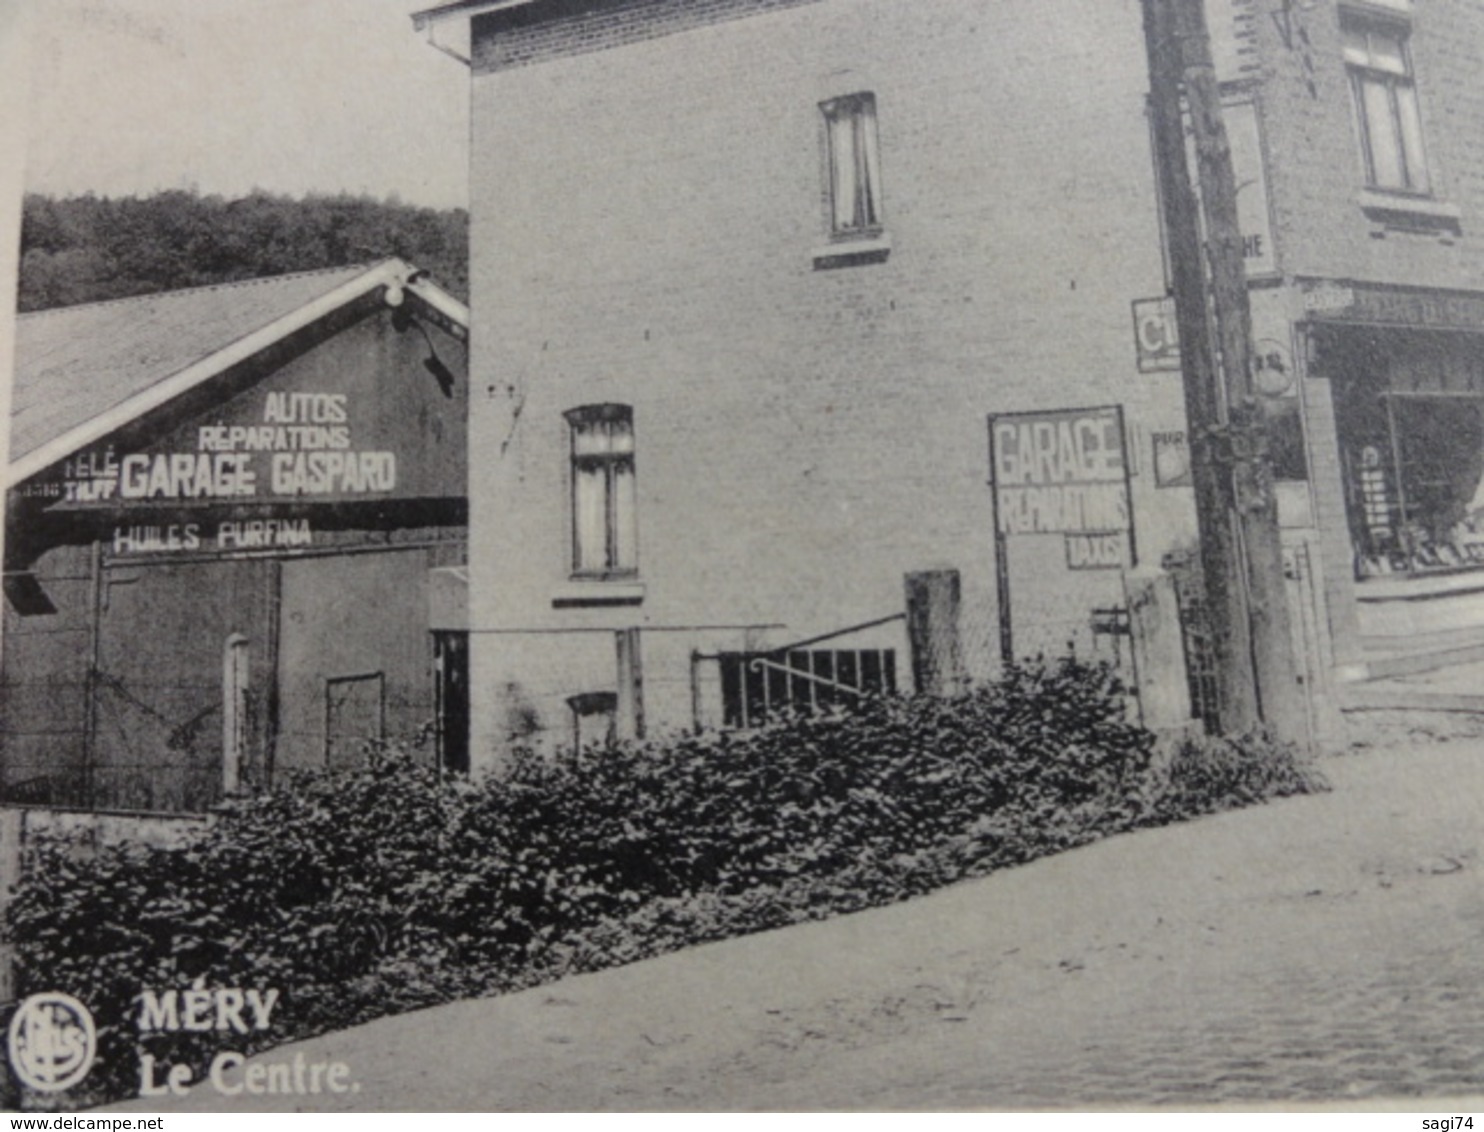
[0,807,209,1003]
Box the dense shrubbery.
[1151,728,1329,819]
[2,658,1326,1107]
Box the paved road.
[113,741,1484,1110]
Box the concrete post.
[905,570,965,696]
[1124,569,1193,731]
[615,627,645,741]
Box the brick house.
[411,0,1484,767]
[2,261,470,812]
[1241,0,1484,677]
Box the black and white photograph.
[1,0,1483,1116]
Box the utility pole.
[1141,0,1307,743]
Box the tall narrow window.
[566,404,637,576]
[822,93,883,236]
[1343,14,1429,194]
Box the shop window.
[1343,12,1429,194]
[822,93,884,237]
[1338,385,1484,578]
[566,404,637,578]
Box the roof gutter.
[410,0,538,33]
[6,260,431,489]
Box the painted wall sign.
[1133,297,1181,372]
[1151,430,1193,488]
[1303,284,1356,313]
[1065,531,1130,571]
[54,393,398,504]
[110,519,315,556]
[989,406,1131,536]
[1305,283,1484,331]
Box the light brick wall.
[1248,0,1484,666]
[463,0,1206,764]
[1254,0,1484,290]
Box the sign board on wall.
[1207,0,1262,84]
[1152,430,1193,488]
[1133,297,1181,372]
[1222,100,1278,279]
[989,406,1132,540]
[1155,97,1279,285]
[987,405,1136,660]
[45,392,400,507]
[1065,531,1130,571]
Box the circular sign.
[1253,338,1295,397]
[7,993,97,1093]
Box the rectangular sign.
[1065,531,1130,571]
[1156,96,1280,286]
[989,406,1132,537]
[1133,296,1181,372]
[46,392,400,507]
[1223,99,1278,279]
[1151,429,1193,488]
[1207,0,1262,84]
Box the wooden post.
[905,570,964,695]
[1173,0,1307,745]
[615,627,645,740]
[1142,0,1261,734]
[0,808,20,1004]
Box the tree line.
[18,189,468,312]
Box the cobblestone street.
[117,739,1484,1111]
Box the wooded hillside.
[18,190,468,312]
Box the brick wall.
[462,0,1204,763]
[1255,0,1484,290]
[1248,0,1484,666]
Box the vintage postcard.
[1,0,1482,1117]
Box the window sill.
[1358,190,1463,232]
[812,233,892,270]
[552,580,645,609]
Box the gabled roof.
[8,259,468,488]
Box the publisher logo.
[7,993,97,1092]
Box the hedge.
[2,657,1325,1108]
